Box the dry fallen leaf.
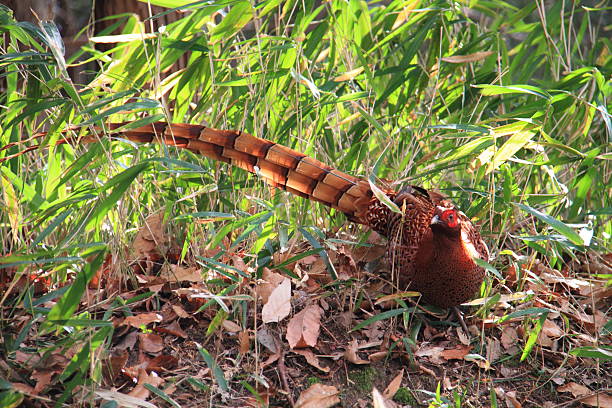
[123,313,163,328]
[504,264,518,287]
[128,368,164,400]
[103,350,129,383]
[464,353,493,371]
[344,339,370,365]
[443,377,453,391]
[500,366,519,379]
[295,383,340,408]
[334,245,359,280]
[486,338,502,363]
[11,382,35,394]
[352,244,386,265]
[457,327,470,346]
[222,319,242,333]
[116,331,138,351]
[540,270,591,291]
[160,265,202,283]
[571,310,607,334]
[415,345,445,365]
[147,355,178,373]
[382,368,404,399]
[239,330,251,354]
[373,386,396,408]
[261,278,291,323]
[537,331,554,348]
[337,311,355,330]
[501,327,519,350]
[14,350,36,365]
[31,369,53,395]
[256,326,279,354]
[306,257,329,279]
[505,390,522,408]
[365,320,385,343]
[171,304,190,319]
[441,345,472,361]
[256,268,286,304]
[286,304,323,349]
[131,212,167,273]
[155,320,187,339]
[558,382,590,397]
[558,383,612,407]
[243,387,272,408]
[495,387,522,408]
[581,285,612,303]
[293,349,330,373]
[576,333,598,347]
[232,255,249,275]
[368,351,388,363]
[580,394,612,408]
[28,351,67,394]
[136,212,165,247]
[542,319,564,338]
[139,333,164,354]
[88,252,114,289]
[261,352,281,369]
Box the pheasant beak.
[430,214,441,226]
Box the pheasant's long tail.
[0,122,375,223]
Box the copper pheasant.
[0,122,489,307]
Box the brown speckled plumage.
[383,187,489,307]
[1,122,490,307]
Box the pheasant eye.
[442,209,458,228]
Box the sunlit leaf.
[515,203,584,246]
[475,84,551,100]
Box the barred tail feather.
[1,122,375,223]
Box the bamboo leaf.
[209,1,253,44]
[487,127,536,173]
[197,346,228,391]
[475,84,551,100]
[84,162,151,231]
[515,203,584,246]
[351,308,415,331]
[41,251,106,334]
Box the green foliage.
[570,346,612,360]
[198,345,229,392]
[2,1,609,257]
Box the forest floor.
[2,212,611,407]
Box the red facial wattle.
[441,209,458,228]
